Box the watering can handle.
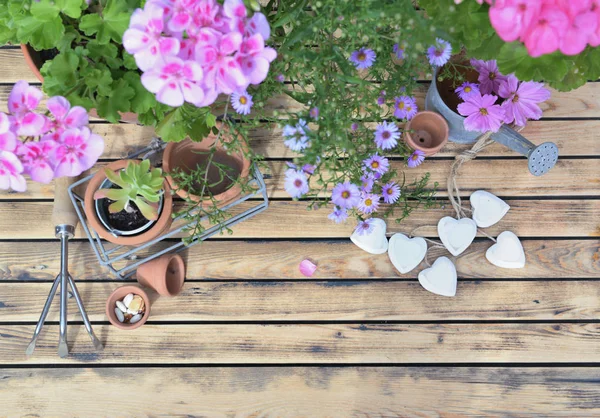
[52,176,79,229]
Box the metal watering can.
[425,67,559,176]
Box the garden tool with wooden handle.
[26,176,103,357]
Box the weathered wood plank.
[2,281,600,322]
[2,158,599,199]
[1,367,600,416]
[0,239,597,281]
[3,323,600,364]
[0,199,597,239]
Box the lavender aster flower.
[355,218,376,236]
[377,96,385,106]
[349,48,376,69]
[358,193,380,214]
[284,170,309,198]
[427,38,452,67]
[283,119,310,151]
[351,123,359,131]
[393,43,404,59]
[328,206,348,224]
[331,181,361,209]
[276,74,285,82]
[394,96,418,120]
[407,150,425,168]
[374,121,400,150]
[363,154,389,175]
[309,107,319,120]
[455,82,480,100]
[231,91,253,115]
[360,174,374,193]
[381,182,401,204]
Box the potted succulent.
[84,159,173,245]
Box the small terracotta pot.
[162,124,251,207]
[136,253,186,297]
[404,111,449,156]
[84,160,173,246]
[106,285,151,330]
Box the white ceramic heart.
[437,216,477,256]
[418,256,457,297]
[470,190,510,228]
[350,218,388,254]
[388,233,427,274]
[486,231,526,268]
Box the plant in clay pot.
[84,159,173,245]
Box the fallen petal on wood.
[486,231,526,269]
[470,190,510,228]
[299,259,317,277]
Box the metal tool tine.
[25,275,61,356]
[68,275,104,351]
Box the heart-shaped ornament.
[486,231,526,268]
[470,190,510,228]
[437,216,477,256]
[388,233,427,274]
[418,256,457,297]
[350,218,388,254]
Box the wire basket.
[67,138,269,279]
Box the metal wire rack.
[67,138,269,279]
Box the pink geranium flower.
[123,5,180,71]
[559,4,598,55]
[0,113,17,152]
[17,140,58,184]
[498,74,551,126]
[167,0,198,33]
[8,80,43,115]
[196,32,247,94]
[45,96,89,140]
[476,60,507,95]
[523,6,569,57]
[489,0,541,42]
[141,57,205,107]
[236,34,277,85]
[0,151,26,192]
[457,92,506,133]
[53,128,104,178]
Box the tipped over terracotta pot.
[136,253,186,297]
[163,124,251,207]
[404,111,449,156]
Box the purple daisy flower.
[355,218,376,236]
[363,154,389,175]
[328,206,348,224]
[358,193,380,214]
[374,121,400,150]
[407,150,426,168]
[455,82,480,101]
[231,91,253,115]
[393,43,404,59]
[377,96,385,106]
[331,181,361,209]
[457,92,505,133]
[394,96,418,120]
[427,38,452,67]
[476,59,507,95]
[276,74,285,82]
[284,170,309,198]
[309,107,319,120]
[351,123,359,131]
[349,48,376,69]
[360,174,374,193]
[283,119,310,151]
[381,182,401,204]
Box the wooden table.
[0,45,599,416]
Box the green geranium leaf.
[155,107,188,142]
[79,0,132,44]
[41,50,80,87]
[96,79,135,122]
[16,15,64,50]
[87,40,122,68]
[31,0,85,19]
[123,71,157,115]
[83,67,113,97]
[123,52,138,70]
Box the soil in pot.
[436,61,479,114]
[98,198,152,233]
[174,150,242,196]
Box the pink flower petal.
[168,11,191,33]
[16,112,46,136]
[182,60,204,81]
[157,81,185,107]
[247,12,270,40]
[141,71,170,94]
[299,259,317,277]
[47,96,71,121]
[181,81,205,105]
[0,132,17,152]
[8,81,42,114]
[64,106,89,129]
[123,28,152,53]
[220,32,242,55]
[0,112,10,133]
[223,0,247,19]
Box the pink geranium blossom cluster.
[0,81,103,192]
[487,0,600,57]
[457,59,551,133]
[123,0,276,108]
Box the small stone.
[126,308,139,315]
[116,301,127,313]
[130,314,142,324]
[123,293,134,307]
[114,307,125,323]
[128,295,145,312]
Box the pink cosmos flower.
[523,6,569,57]
[53,128,104,178]
[17,140,58,184]
[498,74,551,126]
[458,92,506,133]
[123,5,180,71]
[0,151,26,192]
[489,0,541,42]
[141,57,205,107]
[476,60,507,95]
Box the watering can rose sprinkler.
[425,66,559,177]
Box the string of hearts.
[351,131,527,297]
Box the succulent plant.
[94,160,164,221]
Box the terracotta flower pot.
[84,160,173,246]
[162,124,251,207]
[106,285,151,330]
[404,111,449,156]
[20,44,138,123]
[136,253,186,297]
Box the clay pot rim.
[404,111,449,157]
[162,126,251,205]
[105,285,151,331]
[136,253,186,297]
[84,160,173,246]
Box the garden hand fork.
[26,176,103,358]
